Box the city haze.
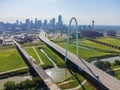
[0,0,120,25]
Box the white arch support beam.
[65,17,79,62]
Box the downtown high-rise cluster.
[0,15,67,31]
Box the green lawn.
[40,45,66,67]
[71,38,120,53]
[0,47,26,73]
[115,70,120,80]
[35,46,54,69]
[80,82,97,90]
[25,46,53,69]
[25,47,40,64]
[95,37,120,47]
[59,73,96,90]
[58,43,112,61]
[110,65,120,69]
[79,39,120,52]
[59,73,85,89]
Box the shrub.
[4,81,16,90]
[94,61,111,71]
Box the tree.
[104,61,111,68]
[16,83,24,90]
[32,77,43,88]
[4,77,44,90]
[95,61,104,70]
[94,61,111,71]
[20,79,34,90]
[114,60,120,65]
[4,81,16,90]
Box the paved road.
[39,31,120,90]
[13,39,60,90]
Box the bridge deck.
[13,40,60,90]
[39,31,120,90]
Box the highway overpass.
[39,31,120,90]
[13,39,60,90]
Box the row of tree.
[87,38,120,50]
[4,77,46,90]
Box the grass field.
[80,39,120,52]
[35,47,54,69]
[59,73,85,89]
[110,65,120,69]
[95,37,120,47]
[80,82,97,90]
[58,43,113,61]
[25,47,40,64]
[59,73,96,90]
[71,38,120,53]
[0,46,26,73]
[40,45,66,67]
[115,70,120,80]
[25,46,53,69]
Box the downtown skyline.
[0,0,120,25]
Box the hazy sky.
[0,0,120,25]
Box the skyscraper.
[58,15,62,24]
[57,15,63,30]
[52,18,55,26]
[43,20,47,29]
[58,15,63,26]
[92,20,95,30]
[35,18,38,28]
[25,19,30,29]
[30,20,33,28]
[25,19,30,25]
[37,20,42,29]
